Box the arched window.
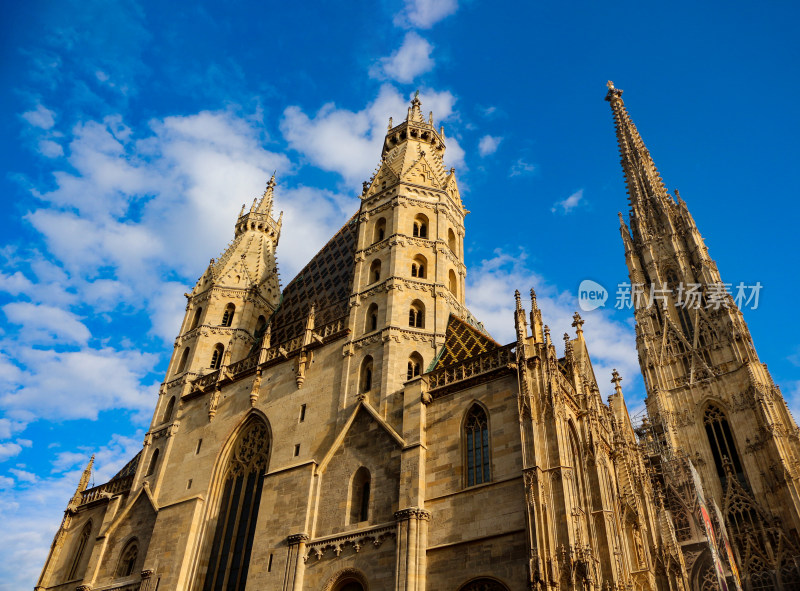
[369,259,381,284]
[176,347,190,374]
[115,539,138,578]
[221,303,236,327]
[464,405,490,486]
[448,228,457,253]
[210,344,224,369]
[408,300,425,328]
[255,315,267,334]
[449,269,458,296]
[162,396,176,424]
[330,571,369,591]
[360,356,373,393]
[366,304,378,333]
[374,217,386,243]
[146,448,159,477]
[202,418,270,591]
[411,254,427,279]
[190,307,203,330]
[67,520,92,580]
[412,214,428,238]
[407,352,423,381]
[703,404,745,485]
[349,467,371,524]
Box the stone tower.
[606,81,800,590]
[348,94,469,420]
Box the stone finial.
[571,312,584,337]
[605,80,624,103]
[611,369,623,395]
[530,288,538,308]
[388,116,393,130]
[238,203,246,218]
[544,325,551,345]
[514,289,522,310]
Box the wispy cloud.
[395,0,459,29]
[478,134,502,156]
[281,85,463,187]
[370,32,434,83]
[551,189,585,214]
[510,158,536,177]
[466,248,641,402]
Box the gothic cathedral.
[34,87,800,591]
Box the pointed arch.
[464,403,491,487]
[360,356,373,393]
[374,217,386,243]
[410,254,427,279]
[448,228,457,253]
[457,577,509,591]
[365,303,379,334]
[409,300,425,328]
[323,568,369,591]
[115,538,139,578]
[145,448,159,477]
[190,307,203,330]
[348,467,371,524]
[67,519,93,581]
[412,213,428,238]
[210,343,224,369]
[221,303,236,327]
[407,352,423,381]
[201,414,271,591]
[449,269,458,296]
[176,347,190,374]
[369,259,381,284]
[703,403,745,485]
[161,396,176,424]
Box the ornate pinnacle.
[571,312,584,337]
[611,369,623,394]
[544,325,551,345]
[388,116,393,130]
[605,80,624,104]
[69,454,94,508]
[514,289,522,310]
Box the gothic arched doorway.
[457,577,510,591]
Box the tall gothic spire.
[605,81,676,243]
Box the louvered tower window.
[703,404,745,485]
[202,419,270,591]
[465,405,490,486]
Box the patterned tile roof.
[433,314,502,369]
[268,215,359,345]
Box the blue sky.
[1,0,799,587]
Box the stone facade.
[35,88,796,591]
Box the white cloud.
[395,0,459,29]
[510,158,536,177]
[0,430,144,590]
[551,189,585,214]
[3,302,91,346]
[370,32,434,83]
[0,441,24,463]
[281,84,461,187]
[21,104,56,129]
[465,249,641,402]
[478,134,502,157]
[38,139,64,158]
[0,346,157,422]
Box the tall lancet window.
[202,418,270,591]
[703,404,745,485]
[67,520,92,580]
[464,404,490,487]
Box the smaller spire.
[69,454,94,508]
[514,289,522,310]
[611,369,623,395]
[388,116,393,130]
[571,312,584,338]
[408,92,424,123]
